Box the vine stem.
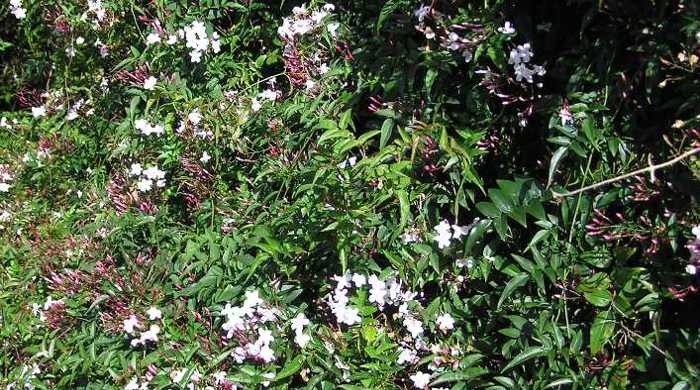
[552,147,700,198]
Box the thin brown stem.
[552,147,700,198]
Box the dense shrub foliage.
[1,0,700,388]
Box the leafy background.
[1,0,699,389]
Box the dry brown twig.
[552,147,700,198]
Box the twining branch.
[552,147,700,198]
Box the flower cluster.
[124,365,157,390]
[327,273,418,327]
[251,79,282,112]
[129,164,166,192]
[220,290,280,364]
[143,76,157,90]
[134,118,165,136]
[84,0,107,26]
[413,5,484,62]
[410,371,432,389]
[277,3,337,40]
[9,0,26,19]
[144,19,221,63]
[169,368,209,390]
[290,313,311,347]
[31,296,64,322]
[433,220,471,249]
[497,21,516,35]
[175,109,213,139]
[508,43,546,84]
[435,313,455,332]
[123,307,162,348]
[0,165,13,193]
[327,274,362,326]
[66,98,90,121]
[31,105,46,118]
[182,21,221,63]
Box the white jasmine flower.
[136,178,153,192]
[508,43,533,65]
[456,258,474,268]
[0,183,10,192]
[319,63,330,74]
[451,224,470,240]
[166,34,178,45]
[687,264,697,275]
[31,106,46,118]
[123,315,141,334]
[188,110,202,125]
[146,306,162,320]
[414,5,431,22]
[146,32,161,45]
[143,76,157,90]
[335,305,360,325]
[498,21,516,35]
[403,316,424,339]
[142,166,165,180]
[396,347,418,365]
[138,324,160,343]
[433,220,453,249]
[251,98,262,112]
[692,225,700,239]
[129,163,143,177]
[190,50,203,63]
[124,377,139,390]
[211,32,221,53]
[290,313,310,334]
[436,313,455,331]
[294,332,311,347]
[305,79,316,91]
[243,290,263,309]
[337,156,357,169]
[409,372,431,389]
[170,369,186,383]
[368,275,388,308]
[10,0,26,19]
[200,151,211,163]
[514,63,536,83]
[351,273,366,287]
[259,89,278,102]
[258,307,278,323]
[327,22,339,38]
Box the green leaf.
[497,273,529,310]
[379,118,394,149]
[547,146,569,188]
[545,378,575,388]
[488,189,512,213]
[590,310,615,354]
[576,273,612,307]
[501,346,550,373]
[376,0,405,32]
[476,202,500,218]
[430,367,488,385]
[397,190,410,231]
[274,355,304,381]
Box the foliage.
[1,0,700,389]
